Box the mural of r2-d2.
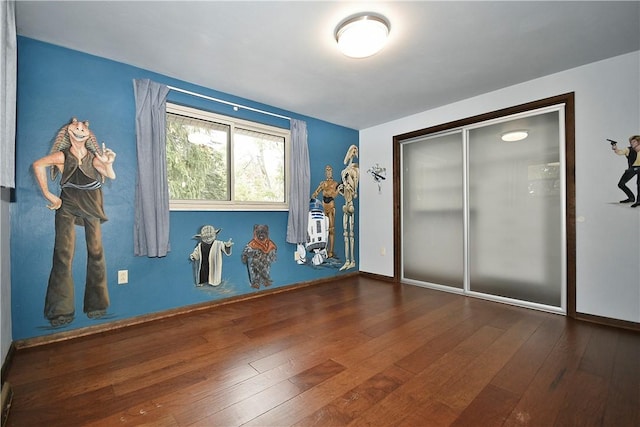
[305,198,330,266]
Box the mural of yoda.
[190,225,233,287]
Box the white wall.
[1,188,11,367]
[359,51,640,323]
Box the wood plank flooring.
[5,275,640,426]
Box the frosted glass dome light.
[335,14,390,59]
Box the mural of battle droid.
[339,145,359,270]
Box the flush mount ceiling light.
[335,13,390,58]
[501,130,529,142]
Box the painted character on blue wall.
[33,118,116,327]
[190,225,234,287]
[311,165,340,258]
[241,224,277,289]
[338,145,359,271]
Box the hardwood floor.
[5,276,640,426]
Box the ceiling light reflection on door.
[501,130,529,142]
[335,14,390,58]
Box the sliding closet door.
[399,106,566,311]
[401,131,464,289]
[467,110,564,308]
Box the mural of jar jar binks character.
[33,118,116,327]
[190,225,233,287]
[241,224,277,289]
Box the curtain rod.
[166,85,292,122]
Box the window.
[166,103,289,210]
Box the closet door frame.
[392,93,576,318]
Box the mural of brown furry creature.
[241,224,277,289]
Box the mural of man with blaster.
[610,135,640,208]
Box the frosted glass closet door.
[467,111,563,307]
[402,132,464,289]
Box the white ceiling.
[14,1,640,130]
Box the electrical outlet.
[117,270,128,284]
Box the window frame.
[166,102,290,211]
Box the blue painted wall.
[11,37,358,340]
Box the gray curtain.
[1,0,16,188]
[286,119,310,244]
[133,79,170,257]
